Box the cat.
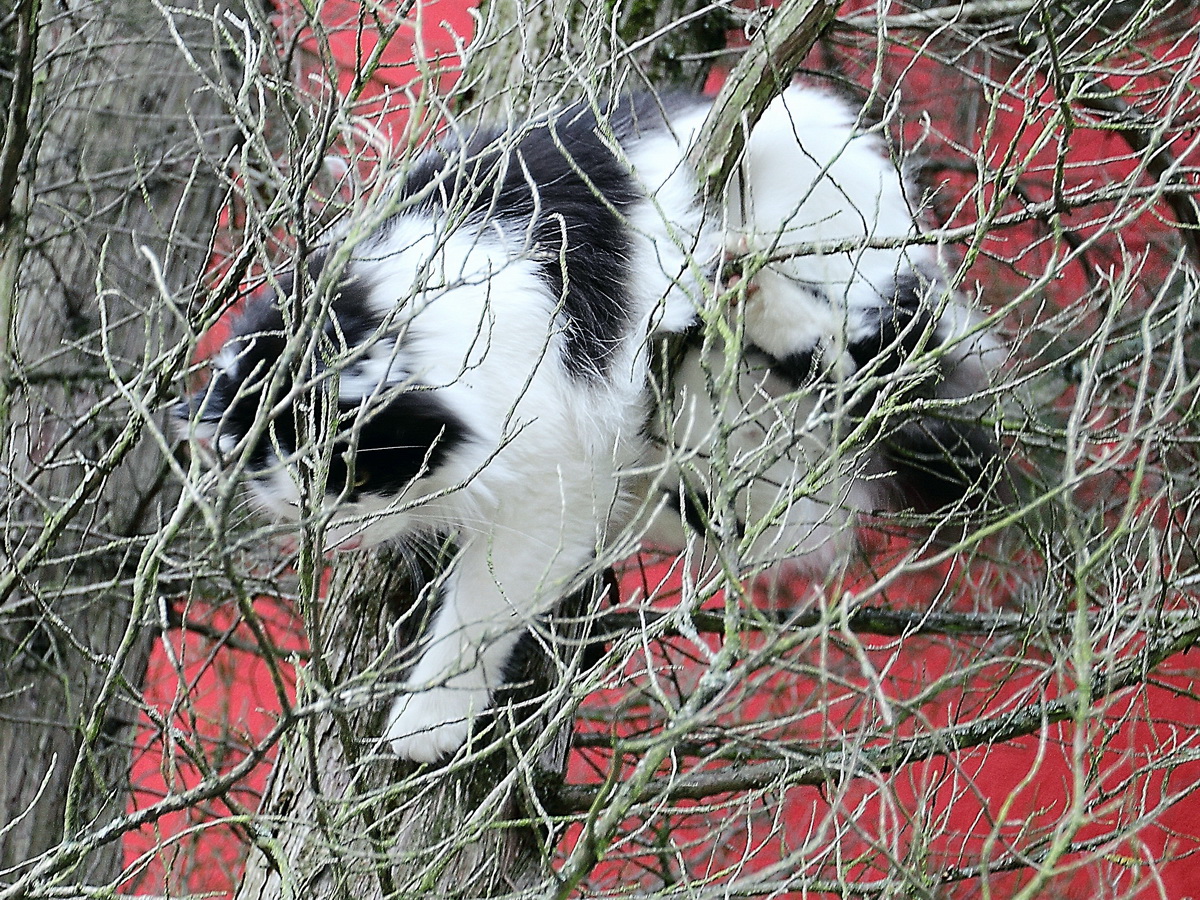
[180,84,1003,763]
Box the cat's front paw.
[385,687,488,763]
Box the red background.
[125,2,1200,895]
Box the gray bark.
[457,0,733,115]
[0,0,236,888]
[234,552,584,899]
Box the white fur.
[201,85,998,762]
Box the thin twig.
[550,619,1200,812]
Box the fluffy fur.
[182,85,1002,762]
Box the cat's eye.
[352,468,371,489]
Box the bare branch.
[689,0,838,196]
[552,618,1200,813]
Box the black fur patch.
[844,273,942,423]
[847,274,939,381]
[607,91,701,141]
[663,483,745,539]
[332,390,468,499]
[387,100,674,379]
[882,418,1002,514]
[189,296,288,471]
[188,275,469,499]
[770,348,818,385]
[854,273,1002,514]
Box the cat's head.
[178,262,469,550]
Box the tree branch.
[0,0,39,232]
[689,0,838,197]
[550,618,1200,813]
[837,0,1040,31]
[1073,89,1200,267]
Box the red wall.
[125,3,1200,895]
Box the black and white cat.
[182,84,1002,762]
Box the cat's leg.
[385,502,600,762]
[384,553,519,763]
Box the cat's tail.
[835,287,1012,532]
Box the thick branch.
[595,603,1034,641]
[0,0,38,232]
[837,0,1040,31]
[689,0,837,197]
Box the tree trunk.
[0,0,236,888]
[458,0,732,115]
[234,552,583,899]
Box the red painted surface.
[125,3,1200,895]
